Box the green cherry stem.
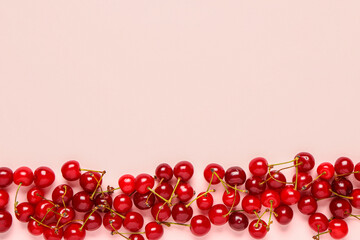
[14,182,22,214]
[185,189,215,208]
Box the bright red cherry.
[242,195,261,214]
[151,202,171,222]
[311,180,332,199]
[43,223,63,240]
[0,210,12,233]
[52,184,73,205]
[173,161,194,181]
[248,220,267,239]
[329,219,348,239]
[55,206,75,225]
[79,171,102,193]
[118,174,136,195]
[133,191,155,210]
[171,203,193,223]
[15,202,34,222]
[129,234,145,240]
[27,187,44,205]
[72,191,94,212]
[329,198,352,219]
[208,204,229,225]
[175,182,194,202]
[260,189,281,208]
[135,173,154,194]
[35,200,57,221]
[274,205,293,225]
[27,218,44,235]
[94,193,113,212]
[222,189,240,207]
[225,166,246,186]
[308,212,329,232]
[154,182,173,202]
[331,177,353,196]
[317,162,335,180]
[145,222,164,240]
[83,211,102,231]
[249,157,268,177]
[0,190,9,209]
[245,176,266,195]
[280,186,300,205]
[155,163,173,182]
[61,160,81,181]
[297,195,318,215]
[335,157,354,176]
[13,166,33,186]
[34,166,55,188]
[123,211,144,232]
[292,172,312,190]
[103,212,123,231]
[0,167,13,188]
[295,152,315,172]
[190,215,211,236]
[354,162,360,181]
[228,212,248,231]
[63,222,86,240]
[113,193,132,213]
[350,189,360,209]
[266,170,286,190]
[204,163,225,184]
[196,192,214,210]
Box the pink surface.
[1,1,360,239]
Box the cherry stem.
[80,168,106,174]
[41,205,58,223]
[160,221,191,227]
[146,178,164,206]
[267,200,273,231]
[268,157,298,168]
[14,182,22,214]
[147,187,170,204]
[312,230,330,240]
[261,168,293,185]
[255,209,268,228]
[167,177,181,205]
[275,163,302,173]
[61,185,68,208]
[336,171,360,178]
[36,193,57,206]
[346,212,360,220]
[110,222,129,239]
[58,219,83,229]
[80,206,99,230]
[302,172,326,190]
[103,205,126,219]
[224,186,238,217]
[206,171,215,192]
[156,202,168,223]
[90,171,106,200]
[294,156,299,190]
[30,216,52,229]
[185,189,215,208]
[329,189,353,200]
[212,171,230,194]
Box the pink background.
[1,1,360,239]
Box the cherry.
[274,205,293,225]
[135,173,154,194]
[94,193,113,212]
[0,210,12,233]
[248,219,267,239]
[34,166,55,188]
[308,212,329,232]
[151,202,171,222]
[175,182,194,202]
[123,211,144,232]
[354,162,360,181]
[63,222,86,240]
[329,198,352,219]
[208,204,229,225]
[13,166,33,186]
[72,191,94,212]
[222,189,240,207]
[83,211,102,231]
[329,219,348,239]
[0,167,13,188]
[154,182,173,202]
[133,191,155,210]
[27,218,44,235]
[204,163,225,184]
[129,234,145,240]
[280,186,300,205]
[145,222,164,240]
[297,195,318,215]
[265,170,286,190]
[242,195,261,214]
[113,193,132,213]
[317,162,335,180]
[80,171,102,193]
[190,215,211,236]
[173,161,194,182]
[311,180,332,199]
[196,191,214,210]
[350,189,360,208]
[55,206,75,225]
[335,157,354,176]
[0,190,9,209]
[225,166,246,186]
[228,212,248,231]
[15,202,34,222]
[155,163,173,182]
[260,189,280,208]
[292,172,312,190]
[35,200,57,222]
[331,177,353,196]
[103,212,123,231]
[245,176,266,195]
[171,203,193,223]
[27,187,44,205]
[295,152,315,172]
[249,157,268,177]
[43,223,63,240]
[118,174,136,195]
[61,160,81,181]
[52,184,73,205]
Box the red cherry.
[249,157,268,177]
[134,173,154,194]
[331,177,353,196]
[51,184,73,205]
[274,205,293,225]
[248,219,267,239]
[175,182,194,202]
[79,171,102,193]
[225,166,246,186]
[266,170,286,190]
[196,192,214,210]
[203,163,225,184]
[292,172,312,190]
[34,166,55,188]
[190,215,211,236]
[317,162,335,180]
[72,191,94,212]
[83,211,102,231]
[354,162,360,181]
[13,166,33,186]
[118,174,136,195]
[35,200,57,222]
[129,234,145,240]
[0,167,13,188]
[154,182,173,202]
[208,204,229,225]
[173,161,194,181]
[27,218,44,235]
[55,206,75,225]
[63,222,86,240]
[308,212,329,232]
[280,186,300,205]
[15,202,34,222]
[350,189,360,208]
[0,210,12,233]
[228,212,248,231]
[260,189,280,208]
[43,223,63,240]
[133,191,155,210]
[311,180,332,199]
[155,163,173,182]
[245,176,266,195]
[297,195,318,215]
[27,187,44,205]
[171,203,193,223]
[145,222,164,240]
[113,193,132,213]
[94,193,113,212]
[329,198,352,219]
[242,195,261,214]
[335,157,354,176]
[61,160,81,181]
[329,219,348,239]
[103,212,123,231]
[123,211,144,232]
[0,190,9,209]
[222,189,240,207]
[295,152,315,172]
[151,202,171,222]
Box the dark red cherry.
[308,212,329,232]
[329,198,352,219]
[72,191,94,212]
[151,203,171,222]
[155,163,173,182]
[266,170,286,190]
[208,204,229,225]
[204,163,225,184]
[225,166,246,186]
[13,166,33,186]
[280,186,300,205]
[242,195,261,214]
[354,162,360,181]
[190,215,211,236]
[317,162,335,180]
[15,202,34,222]
[297,195,318,215]
[245,176,266,195]
[133,191,155,210]
[329,219,348,239]
[292,172,312,190]
[103,212,123,231]
[129,234,145,240]
[249,157,268,177]
[196,192,214,210]
[331,177,353,196]
[55,206,75,225]
[350,189,360,209]
[113,193,132,213]
[79,171,102,193]
[175,182,194,202]
[63,222,86,240]
[123,211,144,232]
[248,219,267,239]
[145,222,164,240]
[222,189,240,207]
[94,193,112,212]
[61,160,81,181]
[27,187,44,205]
[27,218,44,235]
[295,152,315,172]
[0,210,12,233]
[171,203,193,223]
[311,180,332,199]
[173,161,194,182]
[118,174,136,195]
[83,211,102,231]
[0,190,9,209]
[260,189,280,208]
[135,173,154,194]
[228,212,248,231]
[34,166,55,188]
[335,157,354,176]
[43,223,63,240]
[35,200,56,221]
[0,167,13,188]
[52,184,73,205]
[274,205,293,225]
[154,182,173,202]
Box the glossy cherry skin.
[317,162,335,180]
[329,198,352,219]
[228,212,248,231]
[35,200,57,222]
[28,218,44,235]
[13,166,33,186]
[222,189,240,207]
[208,204,229,225]
[118,174,136,195]
[79,171,102,193]
[292,172,312,190]
[242,195,261,214]
[43,223,63,240]
[72,191,94,212]
[34,166,55,188]
[225,166,246,186]
[27,187,44,205]
[0,190,9,209]
[113,193,132,213]
[248,219,267,239]
[154,182,173,202]
[133,191,155,210]
[295,152,315,172]
[308,212,329,232]
[335,157,354,176]
[0,167,13,188]
[196,192,214,210]
[298,195,318,215]
[350,189,360,208]
[274,205,293,225]
[135,173,154,194]
[266,170,286,190]
[103,212,123,231]
[55,206,75,225]
[83,211,102,231]
[175,182,194,202]
[172,203,193,223]
[61,160,81,181]
[249,157,268,177]
[204,163,225,184]
[129,234,145,240]
[63,222,86,240]
[145,222,164,240]
[52,184,73,205]
[331,177,353,196]
[94,193,112,212]
[280,186,300,205]
[329,219,348,239]
[173,161,194,181]
[260,189,281,208]
[0,210,12,233]
[123,211,144,232]
[155,163,173,182]
[311,180,332,199]
[151,202,171,222]
[190,215,211,236]
[15,202,34,222]
[354,162,360,181]
[245,176,266,195]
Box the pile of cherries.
[0,152,360,239]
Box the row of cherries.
[0,152,359,239]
